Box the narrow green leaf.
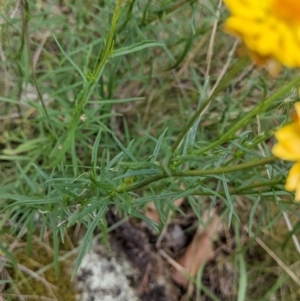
[151,127,168,163]
[50,215,60,279]
[112,136,137,162]
[188,77,210,147]
[188,196,202,220]
[72,205,108,279]
[150,187,167,224]
[92,129,102,168]
[114,169,162,180]
[107,152,127,170]
[110,41,163,58]
[2,137,48,155]
[54,185,79,199]
[0,96,22,105]
[221,175,238,226]
[71,135,78,175]
[32,164,50,181]
[119,162,160,169]
[165,30,193,71]
[89,175,115,191]
[237,255,247,301]
[116,196,158,231]
[53,35,87,83]
[67,199,110,227]
[96,97,144,104]
[1,196,60,211]
[249,196,260,232]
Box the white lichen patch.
[76,245,140,301]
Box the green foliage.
[1,0,300,300]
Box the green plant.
[1,0,300,300]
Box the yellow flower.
[272,102,300,201]
[285,162,300,201]
[223,0,300,73]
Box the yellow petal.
[273,124,300,159]
[285,162,300,191]
[275,123,300,140]
[224,18,267,38]
[276,29,300,66]
[294,102,300,121]
[272,144,300,161]
[246,27,281,56]
[223,0,300,69]
[295,184,300,202]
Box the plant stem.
[117,155,277,193]
[193,178,284,196]
[193,75,300,156]
[50,0,125,166]
[171,57,249,152]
